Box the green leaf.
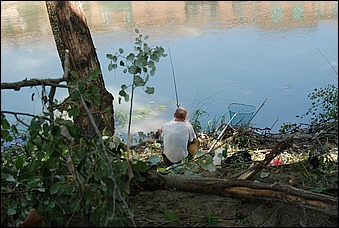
[70,199,81,213]
[119,89,128,97]
[15,156,24,170]
[30,118,40,131]
[68,107,80,117]
[260,171,270,179]
[71,90,81,100]
[70,71,78,77]
[119,48,124,54]
[124,94,130,102]
[115,159,128,173]
[50,182,62,195]
[195,150,204,158]
[77,154,87,170]
[135,37,141,45]
[147,155,161,166]
[93,96,100,105]
[57,185,65,196]
[94,169,107,181]
[7,208,16,216]
[134,59,142,68]
[148,60,154,67]
[1,115,10,129]
[128,65,136,74]
[45,157,55,169]
[144,74,149,83]
[206,163,216,172]
[25,192,32,201]
[150,67,155,76]
[89,68,101,79]
[90,206,100,222]
[131,161,149,173]
[134,76,145,86]
[11,124,18,135]
[127,53,135,62]
[6,175,15,182]
[108,63,113,71]
[135,28,139,34]
[37,185,45,192]
[143,43,149,52]
[150,53,159,62]
[51,125,61,136]
[164,210,180,222]
[91,86,99,95]
[65,185,75,195]
[145,86,155,94]
[1,130,9,141]
[106,54,114,60]
[84,189,95,203]
[206,214,218,224]
[48,201,56,209]
[27,159,37,173]
[66,124,79,138]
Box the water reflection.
[2,1,338,46]
[1,1,338,135]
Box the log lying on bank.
[140,170,338,219]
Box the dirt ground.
[126,125,338,227]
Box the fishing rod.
[247,98,267,124]
[167,43,180,108]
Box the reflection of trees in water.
[184,1,219,20]
[1,1,338,45]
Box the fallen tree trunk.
[140,170,338,219]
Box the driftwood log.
[140,170,338,219]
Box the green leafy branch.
[106,29,167,153]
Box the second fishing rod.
[167,43,181,109]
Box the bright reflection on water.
[1,1,338,135]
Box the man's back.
[162,121,196,164]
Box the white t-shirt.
[162,121,196,163]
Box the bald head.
[174,107,187,121]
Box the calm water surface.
[1,1,338,135]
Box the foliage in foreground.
[1,30,168,227]
[1,73,147,227]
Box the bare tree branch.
[1,78,73,91]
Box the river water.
[1,1,338,136]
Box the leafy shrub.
[297,84,338,126]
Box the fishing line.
[167,43,180,108]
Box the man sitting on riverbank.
[161,107,199,166]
